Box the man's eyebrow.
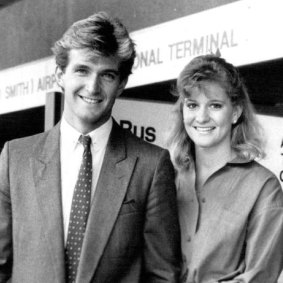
[101,69,120,75]
[209,99,224,102]
[72,63,90,69]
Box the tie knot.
[79,135,91,148]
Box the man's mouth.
[79,95,102,104]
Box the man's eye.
[101,73,117,81]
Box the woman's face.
[183,81,241,152]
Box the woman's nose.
[195,107,210,123]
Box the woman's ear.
[55,66,64,90]
[232,105,243,124]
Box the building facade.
[0,0,282,188]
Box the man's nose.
[196,106,210,123]
[86,75,100,94]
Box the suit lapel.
[31,123,65,282]
[77,121,137,282]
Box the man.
[0,12,181,283]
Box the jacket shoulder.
[6,131,50,152]
[122,127,165,156]
[3,124,59,156]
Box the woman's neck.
[195,145,235,188]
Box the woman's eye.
[185,103,197,110]
[210,103,223,109]
[75,68,88,75]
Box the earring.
[233,119,237,124]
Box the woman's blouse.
[177,156,283,283]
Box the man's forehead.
[69,48,120,68]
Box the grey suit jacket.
[0,120,181,283]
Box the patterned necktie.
[65,135,92,283]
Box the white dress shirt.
[60,117,112,243]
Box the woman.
[166,54,283,282]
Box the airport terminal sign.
[127,0,283,88]
[0,0,283,114]
[0,57,59,114]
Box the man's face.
[56,48,127,134]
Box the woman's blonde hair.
[166,55,264,171]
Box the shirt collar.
[227,155,254,165]
[177,154,254,182]
[86,118,112,151]
[60,117,113,151]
